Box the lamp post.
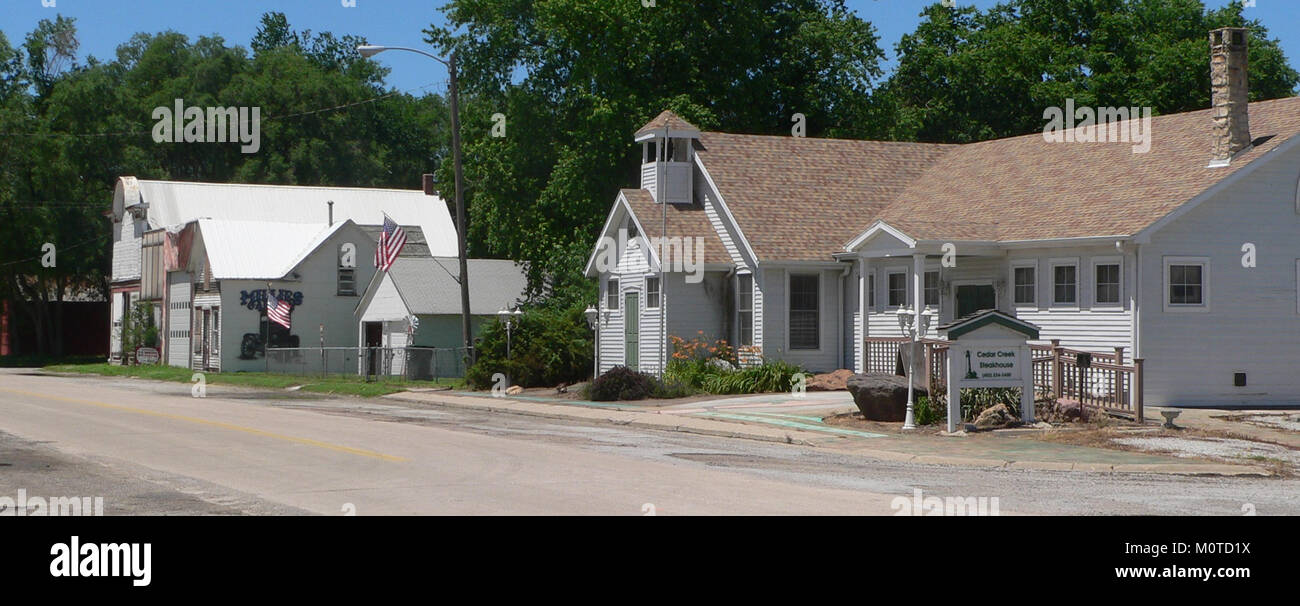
[358,44,474,365]
[583,305,600,380]
[896,304,936,430]
[497,307,523,362]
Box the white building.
[108,178,457,367]
[587,28,1300,407]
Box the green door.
[624,292,639,370]
[956,284,996,319]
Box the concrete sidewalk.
[1150,406,1300,448]
[387,390,1272,476]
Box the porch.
[863,337,1144,422]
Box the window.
[607,279,619,310]
[626,221,638,243]
[1013,264,1036,305]
[887,271,907,307]
[646,276,660,308]
[867,273,875,309]
[737,274,754,346]
[1095,262,1121,305]
[1052,261,1078,305]
[789,274,820,350]
[337,245,356,296]
[924,271,940,307]
[1164,257,1209,311]
[211,309,220,355]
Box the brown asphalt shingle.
[688,96,1300,259]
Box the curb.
[386,391,1273,477]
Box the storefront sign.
[964,348,1020,381]
[240,289,304,310]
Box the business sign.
[963,348,1020,381]
[136,347,160,365]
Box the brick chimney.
[1209,27,1251,167]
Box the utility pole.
[449,52,474,365]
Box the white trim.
[884,266,908,309]
[1090,255,1124,309]
[1163,256,1211,313]
[605,278,621,311]
[695,156,760,265]
[1136,133,1300,243]
[1048,257,1080,309]
[735,272,755,347]
[786,271,822,352]
[1009,259,1038,308]
[845,220,917,252]
[923,266,941,311]
[644,274,661,309]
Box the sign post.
[940,310,1040,433]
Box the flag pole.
[265,282,273,371]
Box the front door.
[624,292,639,370]
[364,321,383,375]
[955,284,996,319]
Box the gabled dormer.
[635,110,700,205]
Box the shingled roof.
[622,189,731,265]
[635,110,701,137]
[686,96,1300,259]
[696,133,955,260]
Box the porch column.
[857,256,867,373]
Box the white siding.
[167,274,191,367]
[360,275,410,323]
[1139,142,1300,406]
[760,266,842,372]
[111,216,144,283]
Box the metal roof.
[117,178,457,257]
[197,219,348,280]
[387,257,527,315]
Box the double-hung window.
[1164,257,1209,311]
[789,274,820,350]
[737,274,754,346]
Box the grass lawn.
[43,363,464,398]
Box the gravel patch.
[1113,436,1300,465]
[1237,414,1300,432]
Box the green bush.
[590,366,660,401]
[665,358,805,395]
[466,304,594,389]
[914,396,944,426]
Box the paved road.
[1,369,1297,515]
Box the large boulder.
[974,403,1017,428]
[806,369,855,392]
[846,373,928,422]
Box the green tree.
[427,0,887,306]
[874,0,1299,143]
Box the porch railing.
[864,337,1143,422]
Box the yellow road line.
[0,387,407,462]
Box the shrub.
[914,396,944,426]
[465,304,593,389]
[590,366,660,401]
[667,357,805,395]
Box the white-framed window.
[924,270,940,308]
[886,269,907,308]
[1092,256,1122,307]
[789,273,820,350]
[1050,258,1079,307]
[737,273,754,346]
[1011,260,1037,306]
[646,275,660,309]
[1164,256,1210,312]
[606,279,619,310]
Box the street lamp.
[358,43,475,365]
[896,304,936,430]
[497,307,523,363]
[584,305,600,380]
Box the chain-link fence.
[265,347,473,380]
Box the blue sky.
[1,0,1294,95]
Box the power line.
[0,80,448,139]
[0,235,103,268]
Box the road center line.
[0,387,408,462]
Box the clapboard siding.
[1138,141,1300,406]
[760,266,842,372]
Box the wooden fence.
[864,337,1143,422]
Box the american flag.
[266,289,292,329]
[374,213,407,272]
